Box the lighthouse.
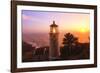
[49,21,59,60]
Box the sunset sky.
[22,10,90,43]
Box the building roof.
[50,21,58,27]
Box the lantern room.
[50,21,58,33]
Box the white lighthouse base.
[49,56,60,61]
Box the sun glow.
[79,22,89,33]
[80,27,87,32]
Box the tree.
[62,33,78,47]
[60,33,78,59]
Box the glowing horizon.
[22,10,90,43]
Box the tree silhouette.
[62,33,78,46]
[60,33,78,59]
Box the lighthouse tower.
[49,21,59,60]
